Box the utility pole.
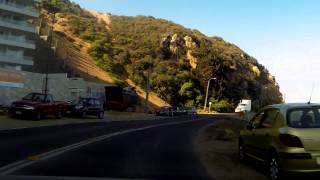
[145,66,151,113]
[203,78,216,112]
[43,3,57,95]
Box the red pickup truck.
[9,93,68,120]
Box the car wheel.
[126,107,134,112]
[238,140,246,162]
[98,111,104,119]
[56,111,62,119]
[34,112,41,121]
[269,154,281,180]
[81,111,86,119]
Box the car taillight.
[279,134,304,148]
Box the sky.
[73,0,320,103]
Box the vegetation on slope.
[41,0,283,111]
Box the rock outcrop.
[160,34,199,68]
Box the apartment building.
[0,0,39,88]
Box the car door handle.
[252,133,256,136]
[265,133,270,137]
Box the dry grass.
[194,118,267,180]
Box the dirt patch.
[125,79,170,109]
[194,118,267,180]
[88,10,111,30]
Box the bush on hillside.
[210,99,234,113]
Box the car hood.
[13,100,41,106]
[0,175,139,180]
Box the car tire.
[81,111,86,119]
[56,111,62,119]
[238,140,247,163]
[126,107,134,112]
[34,112,41,121]
[269,153,282,180]
[98,111,104,119]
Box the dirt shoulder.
[194,117,267,180]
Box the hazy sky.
[73,0,320,103]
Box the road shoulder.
[193,117,267,180]
[0,112,165,131]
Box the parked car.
[187,107,197,115]
[105,86,138,111]
[156,106,173,116]
[173,107,188,116]
[9,93,68,120]
[69,98,104,119]
[239,103,320,180]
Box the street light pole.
[43,5,56,95]
[203,78,216,112]
[145,66,151,113]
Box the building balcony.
[0,53,33,66]
[0,1,39,18]
[0,35,35,49]
[0,18,36,33]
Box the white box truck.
[235,99,252,112]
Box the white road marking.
[0,116,212,175]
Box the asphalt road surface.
[0,115,220,180]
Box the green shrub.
[210,99,234,113]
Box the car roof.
[269,103,320,110]
[265,103,320,120]
[80,97,99,100]
[29,93,51,95]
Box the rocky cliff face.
[161,34,199,69]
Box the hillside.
[38,1,169,109]
[39,0,283,111]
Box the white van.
[235,99,251,112]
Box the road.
[0,115,219,179]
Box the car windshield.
[78,98,88,105]
[23,93,33,100]
[24,94,45,102]
[2,0,320,179]
[33,94,45,102]
[287,107,320,128]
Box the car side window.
[251,112,264,128]
[260,109,279,128]
[34,94,45,102]
[95,100,101,106]
[45,95,53,103]
[88,99,95,106]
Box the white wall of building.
[0,70,112,106]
